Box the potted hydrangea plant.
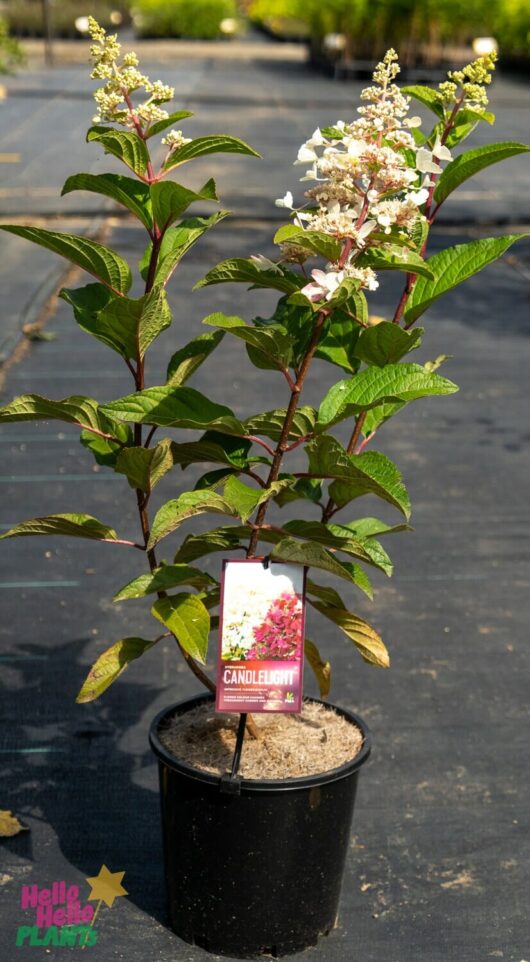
[1,22,528,958]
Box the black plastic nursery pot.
[149,693,371,958]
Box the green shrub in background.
[4,1,130,39]
[0,15,25,71]
[133,0,238,39]
[494,0,530,58]
[250,0,530,62]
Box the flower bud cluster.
[88,17,175,132]
[439,52,497,109]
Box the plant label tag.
[216,559,306,714]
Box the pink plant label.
[216,559,307,713]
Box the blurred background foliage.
[0,0,528,60]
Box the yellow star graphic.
[85,865,128,908]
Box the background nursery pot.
[149,693,371,958]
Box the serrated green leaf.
[0,226,132,294]
[80,422,132,468]
[244,406,316,442]
[317,363,458,429]
[306,436,411,518]
[0,393,123,439]
[114,564,216,601]
[171,432,253,470]
[163,134,260,172]
[150,178,218,231]
[283,519,375,571]
[100,386,245,435]
[61,284,170,360]
[174,525,250,563]
[141,211,228,285]
[405,234,528,325]
[341,517,411,539]
[304,639,331,698]
[273,224,342,261]
[61,172,153,230]
[434,142,530,208]
[166,330,225,387]
[355,323,423,367]
[274,477,322,508]
[0,513,118,542]
[401,85,445,118]
[329,523,393,577]
[114,440,176,491]
[145,109,194,139]
[362,400,407,434]
[76,637,157,703]
[87,125,149,176]
[357,246,434,279]
[310,602,390,667]
[270,537,367,586]
[223,476,292,523]
[148,490,237,548]
[151,594,210,663]
[195,258,301,295]
[203,311,294,369]
[315,310,362,373]
[306,580,346,609]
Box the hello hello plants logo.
[15,866,127,948]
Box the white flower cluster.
[88,17,174,131]
[270,50,453,303]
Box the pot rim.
[149,692,371,793]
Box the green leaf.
[405,234,528,325]
[151,594,210,663]
[306,436,411,518]
[362,400,407,435]
[317,362,458,428]
[203,312,294,370]
[166,331,225,387]
[61,284,170,360]
[195,258,301,295]
[0,226,132,294]
[244,407,316,442]
[61,172,153,230]
[342,517,411,539]
[145,109,194,139]
[355,323,423,367]
[87,125,150,177]
[163,134,260,172]
[304,639,331,698]
[169,432,252,470]
[274,477,322,508]
[100,386,245,434]
[150,178,218,231]
[273,224,342,261]
[270,537,368,587]
[357,246,434,279]
[114,564,215,601]
[434,142,530,208]
[306,579,346,609]
[80,422,131,468]
[76,637,157,703]
[0,393,123,438]
[223,476,292,524]
[141,212,228,285]
[401,85,445,119]
[0,513,118,542]
[315,310,362,373]
[310,602,390,667]
[283,519,375,570]
[174,525,249,563]
[329,523,393,577]
[148,490,237,548]
[114,440,177,492]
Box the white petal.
[406,188,430,206]
[250,254,282,274]
[416,148,441,174]
[275,190,294,209]
[308,127,324,146]
[406,115,422,128]
[434,143,452,161]
[301,282,325,302]
[295,144,318,165]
